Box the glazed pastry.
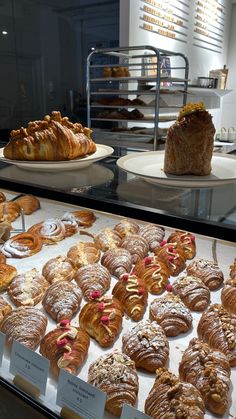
[67,241,101,268]
[1,232,43,258]
[42,255,75,283]
[186,258,224,290]
[197,304,236,366]
[40,319,90,376]
[60,212,79,237]
[230,259,236,279]
[0,306,47,350]
[122,320,169,372]
[0,220,11,243]
[28,218,66,244]
[42,281,82,322]
[139,223,165,253]
[145,367,205,419]
[8,268,49,307]
[101,248,133,278]
[113,218,140,238]
[172,275,210,311]
[155,241,186,276]
[4,111,96,161]
[0,201,21,222]
[15,195,40,215]
[221,277,236,314]
[0,263,17,291]
[74,263,111,301]
[0,296,12,324]
[120,234,149,264]
[79,294,123,347]
[88,350,138,416]
[167,230,196,260]
[149,293,193,337]
[112,273,148,321]
[92,228,122,252]
[72,209,96,227]
[179,338,231,416]
[0,192,6,203]
[133,255,170,294]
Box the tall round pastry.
[164,102,215,175]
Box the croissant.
[221,277,236,314]
[0,201,21,222]
[120,234,149,264]
[91,228,122,252]
[122,320,169,372]
[79,294,123,347]
[101,248,133,278]
[0,296,12,324]
[8,268,49,307]
[0,221,11,244]
[145,367,205,418]
[67,241,101,268]
[149,293,193,337]
[1,232,43,258]
[167,230,196,260]
[139,223,165,253]
[154,241,186,276]
[186,258,224,290]
[230,259,236,279]
[172,275,210,311]
[28,218,66,245]
[72,209,96,227]
[133,255,170,294]
[42,281,82,322]
[0,252,6,264]
[60,212,79,237]
[179,338,231,416]
[40,320,90,376]
[0,263,17,291]
[197,304,236,366]
[74,263,111,301]
[88,350,139,416]
[42,255,75,283]
[0,192,6,203]
[4,111,96,161]
[112,273,148,321]
[113,218,140,238]
[0,306,47,350]
[15,195,40,215]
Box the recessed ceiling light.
[2,31,8,35]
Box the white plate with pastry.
[0,144,114,172]
[117,151,236,188]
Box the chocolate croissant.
[155,241,186,276]
[0,232,43,258]
[101,248,133,278]
[145,367,205,418]
[122,320,169,372]
[197,304,236,366]
[186,258,224,290]
[112,273,148,321]
[113,218,140,238]
[79,294,123,347]
[88,350,139,416]
[172,275,210,311]
[221,277,236,314]
[0,296,12,324]
[74,263,111,301]
[120,234,149,264]
[42,255,75,283]
[28,218,66,245]
[15,195,40,215]
[67,241,101,268]
[149,293,193,337]
[179,338,231,416]
[167,230,196,260]
[139,223,165,253]
[40,320,90,376]
[8,268,49,307]
[133,256,170,294]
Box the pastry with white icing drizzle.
[133,255,170,294]
[167,230,196,260]
[155,241,186,276]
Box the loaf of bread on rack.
[3,111,96,161]
[172,275,210,311]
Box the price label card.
[10,340,49,395]
[57,369,106,419]
[0,332,5,367]
[121,404,152,419]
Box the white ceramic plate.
[117,151,236,188]
[0,144,114,172]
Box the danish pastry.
[74,263,111,301]
[221,277,236,314]
[120,234,149,264]
[139,223,165,253]
[155,241,186,276]
[186,258,224,290]
[8,268,48,307]
[42,255,75,283]
[28,218,66,244]
[167,230,196,260]
[101,248,132,278]
[0,201,21,222]
[1,232,43,258]
[15,195,40,215]
[0,263,17,291]
[172,275,210,311]
[0,296,12,324]
[113,218,140,238]
[60,212,79,237]
[133,256,170,294]
[67,241,101,268]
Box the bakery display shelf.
[91,104,182,109]
[90,76,189,83]
[91,115,178,123]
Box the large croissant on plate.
[3,111,96,161]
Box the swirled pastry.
[60,212,79,237]
[113,218,140,238]
[221,277,236,314]
[149,293,193,337]
[101,248,132,278]
[0,201,21,222]
[42,255,75,283]
[167,230,196,260]
[112,273,148,321]
[8,268,48,307]
[186,258,224,290]
[4,111,96,161]
[0,296,12,324]
[15,195,40,215]
[40,320,90,376]
[139,224,165,253]
[122,320,169,372]
[74,263,111,301]
[120,234,149,264]
[79,294,123,347]
[28,218,66,245]
[67,241,100,268]
[179,338,231,416]
[42,281,82,322]
[230,259,236,279]
[72,209,96,227]
[197,304,236,366]
[1,232,43,258]
[155,242,186,276]
[172,275,210,311]
[88,350,139,416]
[0,263,17,291]
[93,228,122,252]
[145,367,205,419]
[0,307,47,350]
[0,192,6,203]
[133,256,170,294]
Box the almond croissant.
[186,258,224,290]
[172,275,210,311]
[221,277,236,315]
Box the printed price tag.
[121,404,152,419]
[10,340,49,395]
[57,369,106,419]
[0,331,5,367]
